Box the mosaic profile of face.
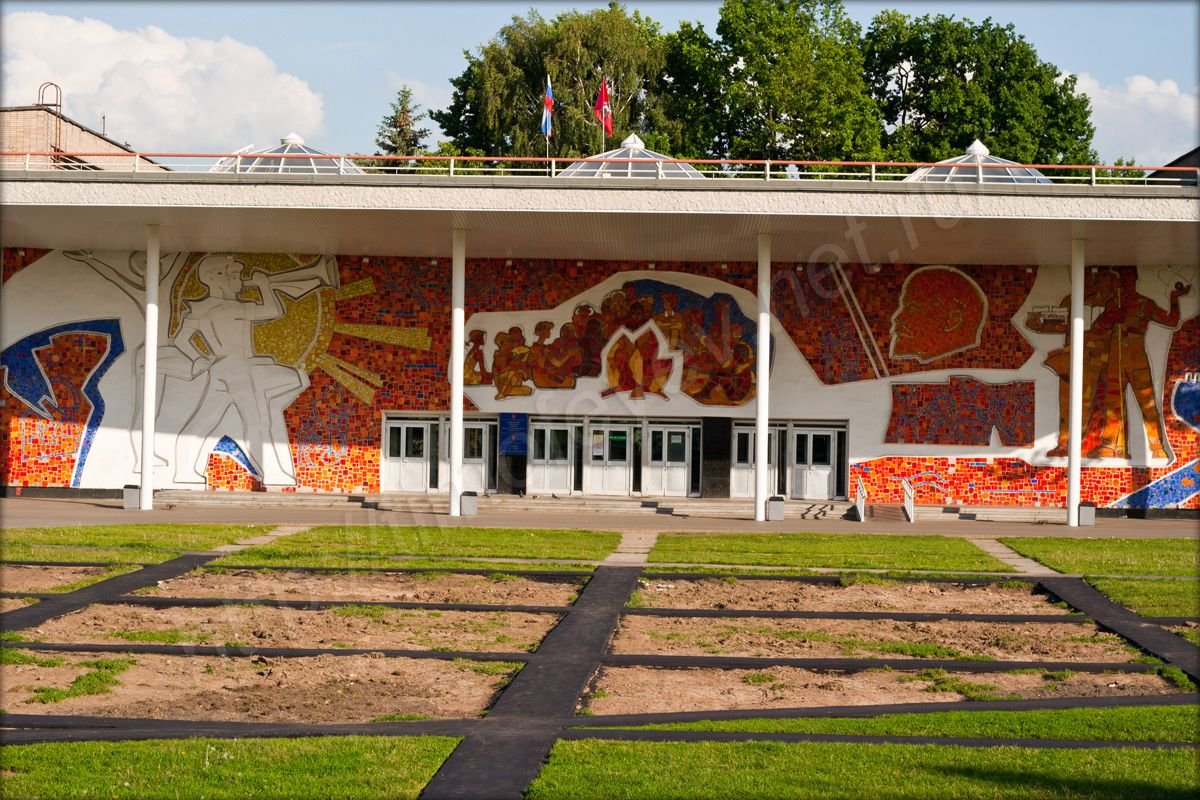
[890,267,987,363]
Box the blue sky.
[3,1,1197,163]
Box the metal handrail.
[855,476,867,523]
[901,478,916,524]
[1,150,1196,187]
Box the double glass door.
[528,423,574,494]
[792,429,835,500]
[587,424,633,495]
[644,426,691,496]
[383,420,438,492]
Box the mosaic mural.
[205,435,263,492]
[889,267,988,363]
[1,249,1195,507]
[886,377,1035,447]
[464,279,764,407]
[1,321,124,487]
[1027,266,1192,459]
[858,312,1200,509]
[772,262,1037,383]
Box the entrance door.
[731,428,781,498]
[462,422,491,493]
[645,426,690,496]
[528,423,573,495]
[383,421,435,492]
[587,424,633,495]
[792,430,835,500]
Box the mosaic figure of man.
[170,254,314,485]
[1026,269,1118,458]
[1090,271,1191,459]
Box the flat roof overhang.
[1,172,1197,266]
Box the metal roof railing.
[1,150,1197,187]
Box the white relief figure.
[167,253,329,486]
[62,249,190,473]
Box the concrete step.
[866,503,1067,524]
[866,503,908,521]
[962,506,1066,523]
[154,490,365,509]
[662,500,854,520]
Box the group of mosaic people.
[464,281,756,405]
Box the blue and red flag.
[540,75,554,138]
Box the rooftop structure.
[210,133,365,174]
[558,134,706,179]
[903,140,1052,184]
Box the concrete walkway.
[3,497,1196,539]
[210,524,314,554]
[970,539,1063,575]
[603,532,658,565]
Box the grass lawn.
[526,740,1198,800]
[602,705,1198,743]
[212,526,620,568]
[647,533,1012,572]
[999,537,1199,577]
[0,736,459,800]
[0,525,269,564]
[1085,577,1199,618]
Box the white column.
[139,225,160,511]
[1066,239,1085,526]
[449,229,466,516]
[755,233,772,522]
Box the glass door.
[791,429,835,501]
[587,424,633,495]
[731,427,780,498]
[645,425,690,496]
[528,423,573,494]
[382,421,432,492]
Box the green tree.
[863,11,1095,164]
[655,21,729,159]
[713,0,882,162]
[375,86,431,157]
[432,3,668,159]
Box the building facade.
[1,139,1197,513]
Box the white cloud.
[1075,72,1199,166]
[1,11,324,152]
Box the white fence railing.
[901,478,916,524]
[855,477,867,523]
[2,151,1197,187]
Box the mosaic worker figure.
[168,254,316,485]
[492,328,533,399]
[463,329,492,386]
[1026,268,1119,458]
[1091,271,1191,459]
[653,292,685,350]
[62,248,191,472]
[530,320,577,389]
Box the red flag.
[593,78,613,136]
